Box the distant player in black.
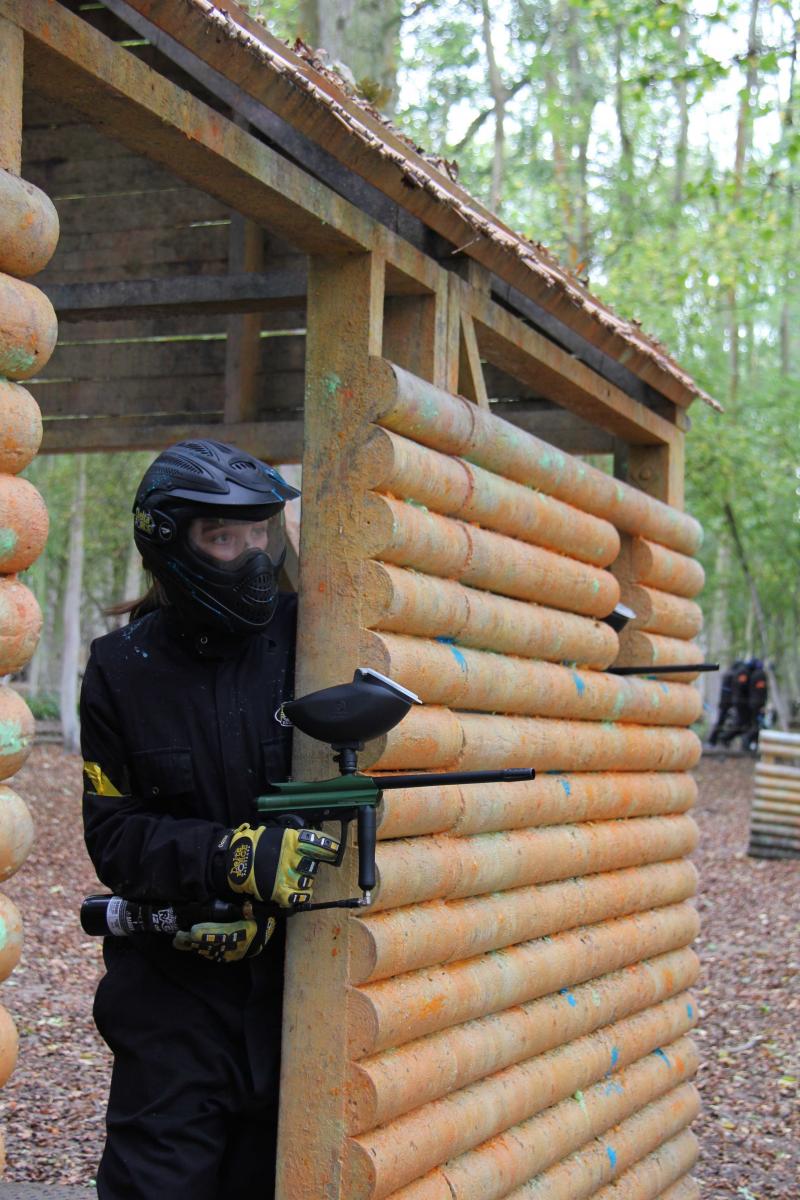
[708,661,742,745]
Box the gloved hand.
[222,824,340,908]
[173,911,276,964]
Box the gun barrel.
[608,663,719,676]
[372,768,535,790]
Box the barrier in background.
[750,729,800,858]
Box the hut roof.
[160,0,719,413]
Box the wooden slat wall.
[318,360,705,1200]
[22,96,309,452]
[750,730,800,858]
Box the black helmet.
[133,440,300,635]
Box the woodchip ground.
[0,746,796,1196]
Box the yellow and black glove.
[223,824,340,908]
[173,911,276,964]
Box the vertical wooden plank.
[276,249,385,1200]
[0,16,23,175]
[628,439,685,509]
[382,271,449,387]
[224,180,265,423]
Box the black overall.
[80,597,296,1200]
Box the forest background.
[19,0,800,747]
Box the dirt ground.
[0,746,797,1194]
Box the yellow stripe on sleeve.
[83,762,123,797]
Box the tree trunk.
[60,456,86,753]
[310,0,403,113]
[672,11,689,208]
[728,0,761,403]
[480,0,507,212]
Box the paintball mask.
[133,440,300,635]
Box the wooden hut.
[0,1,718,1195]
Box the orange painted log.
[630,538,705,599]
[615,630,703,682]
[370,815,698,913]
[367,426,620,567]
[503,1098,699,1200]
[363,631,702,726]
[0,785,34,880]
[623,584,703,641]
[372,709,702,772]
[0,576,42,675]
[347,948,698,1134]
[0,169,60,278]
[0,1002,19,1088]
[0,892,22,981]
[0,475,48,573]
[355,858,697,982]
[378,771,697,840]
[454,714,701,773]
[363,494,619,618]
[362,562,618,669]
[347,903,700,1057]
[0,685,34,781]
[370,1040,698,1200]
[0,379,42,474]
[344,999,697,1198]
[372,361,703,556]
[0,272,58,379]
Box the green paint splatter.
[1,346,36,376]
[573,1090,588,1114]
[0,529,17,560]
[322,372,341,399]
[0,720,27,757]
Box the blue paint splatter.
[653,1047,670,1066]
[134,647,149,659]
[610,1046,619,1069]
[604,1081,624,1096]
[606,1145,617,1170]
[571,671,586,697]
[559,778,572,796]
[435,636,467,671]
[559,988,577,1008]
[687,1003,694,1019]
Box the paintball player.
[80,441,340,1200]
[721,659,753,747]
[708,659,742,745]
[742,657,768,752]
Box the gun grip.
[357,805,377,895]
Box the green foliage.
[27,694,60,721]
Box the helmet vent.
[230,459,257,471]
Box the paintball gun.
[82,668,535,934]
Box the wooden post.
[383,270,449,387]
[276,249,385,1200]
[628,441,685,509]
[0,16,23,174]
[224,213,265,424]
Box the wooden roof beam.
[465,286,684,446]
[40,415,303,459]
[43,270,309,323]
[6,0,374,255]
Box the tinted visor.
[187,512,287,572]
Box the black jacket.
[80,596,296,994]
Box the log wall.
[281,343,703,1200]
[750,730,800,858]
[0,16,58,1169]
